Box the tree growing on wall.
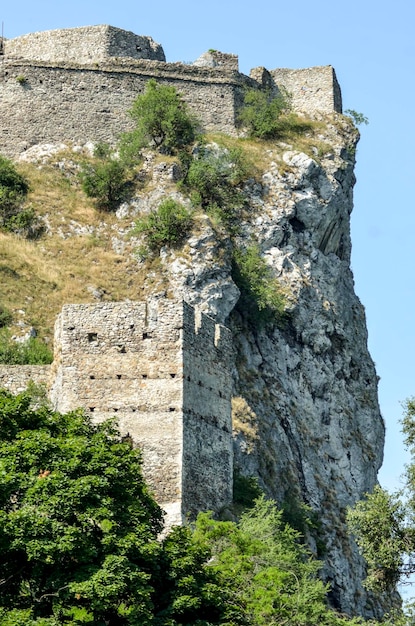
[120,79,198,159]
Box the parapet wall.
[5,25,166,63]
[269,66,342,115]
[0,25,342,157]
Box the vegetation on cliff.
[0,388,395,625]
[0,79,318,346]
[348,398,415,597]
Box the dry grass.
[1,159,152,340]
[232,396,259,451]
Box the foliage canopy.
[348,398,415,596]
[121,79,198,157]
[0,389,392,625]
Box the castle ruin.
[0,299,233,526]
[0,25,342,157]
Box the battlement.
[0,25,342,157]
[0,299,233,527]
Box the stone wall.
[5,25,166,63]
[0,365,51,394]
[182,303,233,515]
[268,66,342,114]
[0,58,249,156]
[0,26,343,157]
[47,299,233,526]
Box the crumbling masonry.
[0,25,342,156]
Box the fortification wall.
[182,303,233,515]
[0,365,51,394]
[0,26,343,156]
[5,25,166,63]
[268,65,342,114]
[0,58,248,156]
[50,300,184,522]
[47,299,232,525]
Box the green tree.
[193,497,367,626]
[348,398,415,595]
[0,389,164,624]
[120,80,198,158]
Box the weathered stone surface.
[0,25,341,157]
[49,299,233,527]
[6,25,166,63]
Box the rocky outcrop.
[148,116,384,617]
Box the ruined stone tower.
[49,299,233,526]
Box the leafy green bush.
[0,329,53,364]
[239,88,313,141]
[4,206,45,239]
[0,155,34,235]
[232,244,287,326]
[80,143,130,211]
[183,145,248,227]
[194,497,367,626]
[120,79,198,158]
[132,198,193,253]
[238,88,292,139]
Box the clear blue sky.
[2,0,414,491]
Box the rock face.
[150,116,384,617]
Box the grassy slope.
[0,157,149,340]
[0,118,342,342]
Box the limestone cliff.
[131,116,384,617]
